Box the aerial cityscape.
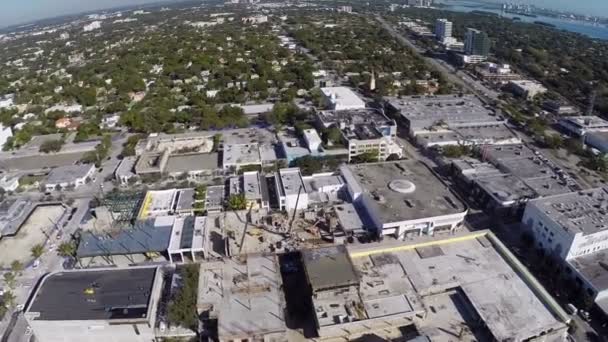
[0,0,608,341]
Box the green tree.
[293,155,324,175]
[351,150,380,164]
[3,272,16,289]
[31,244,44,259]
[39,139,64,153]
[10,260,23,274]
[228,194,247,210]
[57,242,77,258]
[167,264,199,330]
[543,134,563,149]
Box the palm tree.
[1,291,15,308]
[2,272,16,289]
[10,260,23,274]
[57,242,76,258]
[31,244,44,259]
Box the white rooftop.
[321,87,366,110]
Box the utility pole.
[587,81,597,116]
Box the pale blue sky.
[0,0,607,28]
[1,0,170,28]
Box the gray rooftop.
[222,143,261,167]
[560,115,608,131]
[386,95,499,132]
[342,161,466,224]
[205,185,225,211]
[46,163,93,184]
[198,255,285,339]
[243,172,262,200]
[0,152,85,172]
[279,168,306,196]
[343,232,568,341]
[27,267,157,321]
[333,203,364,233]
[165,152,219,174]
[115,156,137,178]
[0,200,37,237]
[568,250,608,292]
[316,108,393,128]
[528,187,608,236]
[302,245,359,292]
[453,144,577,204]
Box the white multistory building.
[340,161,467,239]
[522,187,608,261]
[435,19,452,42]
[320,87,366,111]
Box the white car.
[32,259,40,269]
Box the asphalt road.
[375,16,499,104]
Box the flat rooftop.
[205,185,225,211]
[321,86,366,109]
[341,161,466,224]
[198,255,285,339]
[316,108,393,128]
[165,152,219,174]
[0,152,87,172]
[222,143,261,166]
[561,115,608,130]
[303,174,344,193]
[243,171,262,200]
[568,250,608,292]
[46,163,93,184]
[77,217,174,257]
[279,168,306,196]
[528,187,608,236]
[27,267,157,321]
[0,200,37,237]
[341,231,568,341]
[386,95,499,132]
[115,156,137,178]
[302,245,359,292]
[333,203,364,233]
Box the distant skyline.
[468,0,608,17]
[0,0,607,28]
[0,0,173,28]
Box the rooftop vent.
[389,179,416,194]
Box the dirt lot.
[0,205,65,266]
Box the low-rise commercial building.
[276,168,309,211]
[559,115,608,137]
[316,108,401,161]
[522,187,608,317]
[137,188,196,219]
[228,171,271,210]
[24,267,163,342]
[475,63,521,82]
[522,187,608,261]
[44,163,95,191]
[452,144,576,215]
[508,80,547,100]
[114,156,137,185]
[298,231,569,340]
[320,87,366,111]
[341,161,467,239]
[302,128,322,153]
[386,95,515,148]
[543,100,578,115]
